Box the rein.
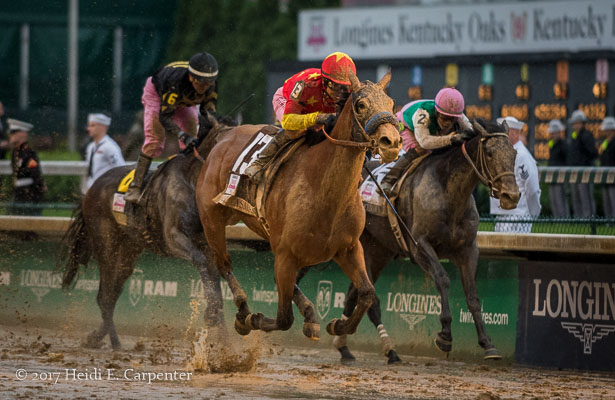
[322,92,397,153]
[461,132,513,197]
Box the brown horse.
[334,119,521,362]
[195,71,401,339]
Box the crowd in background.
[1,97,615,223]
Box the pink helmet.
[435,88,464,117]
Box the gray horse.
[334,119,520,362]
[57,115,233,350]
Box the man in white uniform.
[84,113,125,192]
[490,116,541,232]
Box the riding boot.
[124,152,152,205]
[379,148,419,197]
[244,130,292,184]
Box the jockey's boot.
[379,148,419,197]
[124,152,152,206]
[244,130,291,184]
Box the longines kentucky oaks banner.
[298,0,615,60]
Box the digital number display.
[534,142,550,160]
[578,103,606,120]
[407,86,422,101]
[465,105,492,120]
[593,82,607,99]
[534,103,567,121]
[534,123,550,140]
[501,104,529,121]
[478,84,492,101]
[553,82,567,99]
[515,83,530,100]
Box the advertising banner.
[298,0,615,60]
[517,262,615,371]
[0,240,518,360]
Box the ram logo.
[316,280,333,319]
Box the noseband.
[461,132,514,197]
[322,90,397,154]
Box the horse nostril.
[379,136,392,147]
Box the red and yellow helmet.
[321,52,356,86]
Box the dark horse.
[333,119,520,362]
[57,116,233,349]
[195,71,401,340]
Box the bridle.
[461,129,514,198]
[322,88,397,156]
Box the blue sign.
[411,66,422,86]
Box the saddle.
[111,156,176,228]
[212,125,304,238]
[359,152,429,254]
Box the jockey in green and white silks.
[381,88,473,196]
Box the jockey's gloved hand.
[178,131,196,147]
[450,132,472,146]
[315,112,336,125]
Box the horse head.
[345,70,402,163]
[469,119,520,210]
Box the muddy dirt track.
[1,324,614,400]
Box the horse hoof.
[83,333,104,349]
[386,350,402,364]
[483,347,502,360]
[434,334,452,353]
[234,317,251,336]
[303,322,320,341]
[338,346,356,364]
[326,319,341,336]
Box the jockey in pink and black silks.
[125,52,218,205]
[244,52,357,183]
[381,88,474,196]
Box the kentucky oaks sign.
[298,0,615,60]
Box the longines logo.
[400,314,426,331]
[316,280,332,319]
[532,278,615,355]
[561,322,615,354]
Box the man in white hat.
[567,109,597,217]
[8,118,46,215]
[547,119,570,217]
[599,116,615,217]
[490,116,541,232]
[84,112,125,192]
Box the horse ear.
[501,120,510,134]
[349,69,361,92]
[472,119,488,136]
[206,110,219,130]
[377,69,392,90]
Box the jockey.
[380,88,473,196]
[125,52,218,204]
[243,52,356,183]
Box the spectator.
[490,116,541,232]
[547,119,570,217]
[84,113,125,192]
[0,101,9,159]
[567,109,598,217]
[8,119,46,216]
[599,116,615,217]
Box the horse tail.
[57,203,91,289]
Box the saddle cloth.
[213,125,303,236]
[359,163,392,217]
[110,156,175,227]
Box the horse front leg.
[327,241,375,336]
[293,267,320,340]
[202,219,251,335]
[453,242,501,360]
[246,252,297,333]
[413,237,453,354]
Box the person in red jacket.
[244,52,356,183]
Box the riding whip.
[362,156,419,250]
[223,93,255,119]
